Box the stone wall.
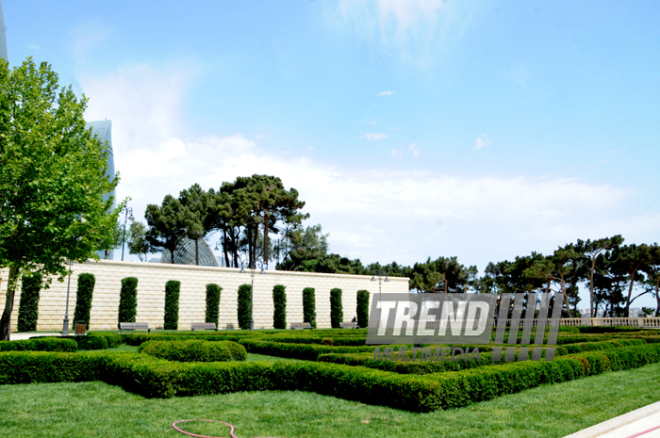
[0,260,409,332]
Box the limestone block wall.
[0,260,409,332]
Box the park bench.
[340,322,359,329]
[119,322,151,334]
[191,322,218,331]
[290,322,313,330]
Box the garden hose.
[172,419,285,438]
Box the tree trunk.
[252,224,259,267]
[0,266,20,341]
[263,213,269,269]
[232,228,239,268]
[195,236,199,266]
[625,271,635,317]
[222,229,230,268]
[589,256,596,318]
[655,278,659,317]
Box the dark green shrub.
[237,284,252,329]
[205,284,222,325]
[62,335,109,350]
[89,332,122,348]
[238,339,373,361]
[0,337,78,352]
[17,273,42,332]
[356,290,370,328]
[73,273,95,330]
[330,288,343,328]
[117,277,138,327]
[302,287,316,329]
[273,285,287,329]
[164,280,181,330]
[138,340,233,362]
[222,341,247,361]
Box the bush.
[302,287,316,329]
[205,284,222,325]
[62,335,109,350]
[89,332,122,348]
[72,273,95,329]
[238,339,374,361]
[117,277,138,327]
[138,340,234,362]
[273,285,287,329]
[17,273,42,332]
[356,290,370,328]
[0,337,78,352]
[578,326,643,334]
[164,280,181,330]
[237,284,252,329]
[330,288,343,329]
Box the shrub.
[222,341,247,361]
[237,284,252,329]
[62,335,109,350]
[205,284,222,325]
[273,285,287,329]
[302,287,317,329]
[89,332,122,348]
[138,340,234,362]
[17,273,42,332]
[238,339,374,361]
[164,280,181,330]
[356,290,370,328]
[330,288,343,329]
[73,273,95,329]
[0,337,78,352]
[117,277,138,327]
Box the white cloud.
[79,62,657,274]
[364,133,389,141]
[475,134,490,149]
[378,91,395,96]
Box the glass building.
[159,237,223,267]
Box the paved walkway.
[565,401,660,438]
[9,332,64,341]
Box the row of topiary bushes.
[0,344,659,411]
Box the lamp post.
[240,259,265,331]
[62,260,73,335]
[120,207,134,261]
[371,269,389,301]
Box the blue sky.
[5,1,659,305]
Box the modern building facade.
[0,1,7,62]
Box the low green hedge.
[0,337,78,352]
[1,344,659,412]
[238,340,374,361]
[60,335,109,350]
[138,340,246,362]
[578,326,644,334]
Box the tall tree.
[127,222,151,262]
[523,246,580,316]
[144,195,187,263]
[644,243,660,316]
[179,183,215,265]
[613,244,652,316]
[0,58,121,340]
[576,235,624,317]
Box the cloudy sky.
[5,1,659,303]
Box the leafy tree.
[643,243,660,316]
[127,222,151,262]
[614,244,652,316]
[408,256,477,293]
[145,195,187,264]
[0,58,121,340]
[179,183,215,265]
[278,224,329,270]
[576,235,624,317]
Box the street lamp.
[120,206,134,261]
[62,260,73,335]
[239,259,265,331]
[371,269,389,300]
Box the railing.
[495,318,660,328]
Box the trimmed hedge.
[164,280,181,330]
[17,273,42,332]
[356,290,369,328]
[238,340,374,361]
[237,284,252,329]
[1,344,659,412]
[138,340,246,362]
[330,288,343,329]
[89,332,122,348]
[117,277,138,327]
[205,284,222,325]
[61,335,109,350]
[0,337,78,352]
[73,273,95,329]
[578,326,644,334]
[273,285,287,329]
[302,287,316,329]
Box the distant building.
[0,1,8,62]
[159,237,227,267]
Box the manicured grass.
[246,353,302,362]
[0,362,659,437]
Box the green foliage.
[273,285,286,329]
[164,280,180,330]
[0,337,78,352]
[138,340,242,362]
[62,335,109,350]
[144,195,188,264]
[73,273,95,329]
[330,288,343,328]
[127,222,151,262]
[179,184,215,266]
[88,332,122,348]
[117,277,138,326]
[205,284,222,325]
[302,287,316,329]
[238,340,373,361]
[237,284,252,329]
[17,273,42,332]
[356,290,369,328]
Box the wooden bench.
[119,322,151,334]
[191,322,218,331]
[340,322,359,329]
[290,322,313,330]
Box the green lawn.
[1,362,659,437]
